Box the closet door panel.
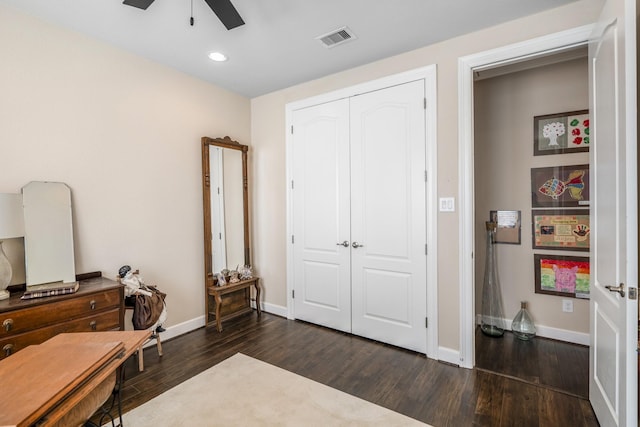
[291,99,352,332]
[350,80,427,353]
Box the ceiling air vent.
[316,27,357,48]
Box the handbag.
[132,286,166,330]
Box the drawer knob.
[3,343,14,357]
[90,300,96,310]
[3,319,13,332]
[90,320,97,331]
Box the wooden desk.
[0,331,150,427]
[207,277,261,332]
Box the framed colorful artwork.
[534,110,590,156]
[532,209,590,251]
[534,254,590,299]
[531,164,590,208]
[489,210,521,244]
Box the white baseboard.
[140,303,289,350]
[475,314,589,346]
[260,301,288,317]
[438,346,461,366]
[142,315,205,349]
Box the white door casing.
[588,0,638,425]
[291,99,352,333]
[350,80,428,353]
[458,25,595,369]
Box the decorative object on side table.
[215,272,227,286]
[0,194,25,300]
[229,270,240,283]
[480,222,506,337]
[512,301,536,341]
[239,265,253,280]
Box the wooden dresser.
[0,275,124,360]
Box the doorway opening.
[472,47,590,395]
[457,24,594,369]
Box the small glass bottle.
[512,301,536,340]
[480,222,506,337]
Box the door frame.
[285,65,439,359]
[457,25,595,369]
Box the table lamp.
[0,194,24,300]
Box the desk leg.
[254,280,261,316]
[214,292,223,332]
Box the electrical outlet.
[562,299,573,313]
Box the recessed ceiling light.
[208,52,228,62]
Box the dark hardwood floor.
[475,327,589,400]
[112,313,598,426]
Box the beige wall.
[250,0,603,351]
[0,6,251,328]
[1,0,604,352]
[474,58,590,335]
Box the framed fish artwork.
[533,110,590,156]
[532,209,590,251]
[534,254,590,299]
[531,164,590,208]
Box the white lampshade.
[0,193,24,299]
[0,194,24,239]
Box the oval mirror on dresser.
[201,136,260,331]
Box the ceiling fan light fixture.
[122,0,156,10]
[208,52,228,62]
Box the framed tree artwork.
[534,110,590,156]
[531,164,590,208]
[532,209,590,251]
[534,254,590,299]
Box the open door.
[589,0,638,425]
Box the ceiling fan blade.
[123,0,156,10]
[203,0,245,30]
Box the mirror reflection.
[209,147,245,272]
[22,182,75,286]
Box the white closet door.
[350,80,427,353]
[291,99,352,332]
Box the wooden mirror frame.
[201,136,250,289]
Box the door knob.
[352,242,364,248]
[336,241,350,247]
[605,283,625,298]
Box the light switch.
[562,299,573,313]
[439,197,455,212]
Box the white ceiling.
[1,0,579,98]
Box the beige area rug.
[120,353,431,426]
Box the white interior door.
[350,80,427,353]
[589,0,637,425]
[291,99,352,333]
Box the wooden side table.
[207,277,261,332]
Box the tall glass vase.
[480,222,506,337]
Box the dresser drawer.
[0,289,121,337]
[0,308,121,360]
